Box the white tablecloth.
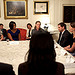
[0,41,75,75]
[54,40,75,75]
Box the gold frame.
[4,0,28,19]
[33,1,49,15]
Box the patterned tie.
[59,32,62,44]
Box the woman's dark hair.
[58,22,66,29]
[35,21,41,25]
[70,22,75,28]
[9,21,16,30]
[27,23,32,28]
[0,24,3,26]
[26,31,57,75]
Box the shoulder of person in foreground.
[55,62,65,75]
[18,62,28,75]
[0,62,15,75]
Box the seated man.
[0,62,15,75]
[57,22,73,47]
[0,24,7,41]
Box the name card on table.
[9,41,19,45]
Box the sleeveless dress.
[8,29,20,41]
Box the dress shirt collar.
[62,30,65,34]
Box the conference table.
[0,40,75,75]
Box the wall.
[0,0,75,28]
[53,0,75,28]
[0,0,75,40]
[50,0,75,40]
[0,0,50,29]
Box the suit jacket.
[0,62,15,75]
[57,30,73,47]
[18,62,65,75]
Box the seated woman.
[31,21,44,36]
[7,21,21,41]
[26,23,32,40]
[64,22,75,56]
[18,31,65,75]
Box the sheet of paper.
[65,63,75,69]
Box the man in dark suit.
[0,24,7,40]
[0,62,15,75]
[57,22,73,47]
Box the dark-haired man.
[57,22,73,47]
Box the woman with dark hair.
[18,32,65,75]
[8,21,21,41]
[31,21,44,36]
[26,23,32,40]
[64,22,75,56]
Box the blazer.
[57,30,73,47]
[0,62,15,75]
[18,62,65,75]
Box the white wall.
[53,0,75,27]
[0,0,50,29]
[0,0,75,30]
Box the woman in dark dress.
[18,31,65,75]
[8,21,21,41]
[64,22,75,56]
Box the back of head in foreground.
[18,31,64,75]
[26,32,60,75]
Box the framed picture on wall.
[34,1,49,15]
[4,0,28,19]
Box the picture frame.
[4,0,28,19]
[33,1,49,15]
